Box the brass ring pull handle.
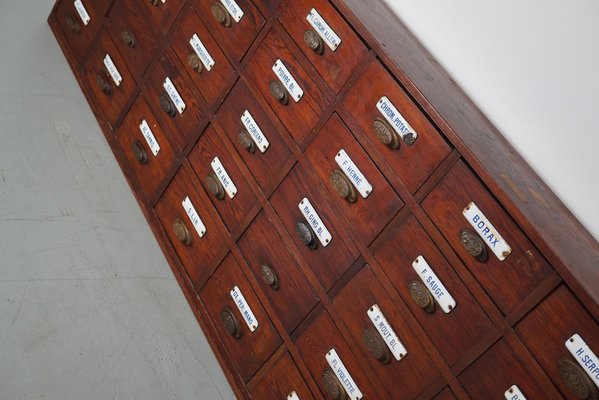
[131,140,148,164]
[372,118,400,150]
[559,357,598,400]
[260,264,279,290]
[172,218,192,246]
[65,15,81,34]
[205,172,225,200]
[121,30,136,48]
[322,368,347,400]
[330,169,357,203]
[237,131,256,154]
[408,280,436,314]
[269,81,289,105]
[187,53,203,74]
[149,0,159,6]
[95,72,112,96]
[295,220,317,250]
[159,92,177,117]
[211,3,232,28]
[220,307,242,339]
[459,229,488,262]
[363,327,392,364]
[304,30,324,55]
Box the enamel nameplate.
[412,256,456,314]
[74,0,90,25]
[325,349,363,400]
[463,202,512,261]
[139,119,160,156]
[287,392,300,400]
[566,333,599,388]
[182,196,206,238]
[273,59,303,103]
[377,96,418,142]
[230,286,258,332]
[306,8,341,52]
[163,77,186,114]
[211,157,237,199]
[241,110,269,153]
[189,34,215,72]
[367,304,407,361]
[504,385,527,400]
[103,54,122,87]
[335,149,372,198]
[298,198,332,247]
[220,0,244,23]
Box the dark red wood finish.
[434,388,457,400]
[140,0,185,37]
[248,352,315,400]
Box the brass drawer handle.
[304,30,324,55]
[330,169,357,203]
[372,118,400,150]
[95,72,112,96]
[205,172,225,200]
[459,229,488,262]
[269,81,289,105]
[408,280,436,314]
[363,327,391,364]
[121,30,136,48]
[220,307,241,339]
[65,15,81,34]
[260,264,279,290]
[172,218,192,246]
[159,92,177,117]
[237,131,256,154]
[322,368,347,400]
[295,220,317,250]
[558,357,598,400]
[211,3,232,28]
[131,140,148,164]
[187,53,203,74]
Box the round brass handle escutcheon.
[372,117,400,150]
[172,218,192,246]
[205,172,225,200]
[303,30,324,55]
[121,30,136,48]
[363,327,392,364]
[211,3,232,28]
[459,229,488,262]
[559,357,598,400]
[321,368,347,400]
[187,53,203,73]
[260,264,279,290]
[269,81,289,105]
[159,92,177,117]
[220,307,241,339]
[295,220,317,250]
[329,169,357,203]
[131,140,148,164]
[65,15,81,34]
[95,72,112,96]
[237,131,256,154]
[408,280,436,314]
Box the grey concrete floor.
[0,1,235,399]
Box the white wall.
[383,0,599,241]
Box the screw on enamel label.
[504,385,527,400]
[181,196,206,238]
[230,286,258,332]
[219,0,244,23]
[335,149,373,199]
[103,54,122,87]
[325,349,363,400]
[139,119,160,156]
[73,0,90,25]
[367,304,407,361]
[565,333,599,388]
[462,201,512,261]
[298,198,332,247]
[189,34,215,71]
[306,8,342,52]
[211,157,237,199]
[241,110,269,153]
[376,96,418,142]
[412,256,456,314]
[287,391,300,400]
[272,59,304,103]
[163,77,186,114]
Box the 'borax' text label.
[462,201,512,261]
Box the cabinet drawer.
[342,59,451,194]
[333,265,443,399]
[216,80,293,193]
[106,0,159,79]
[245,29,330,146]
[278,0,368,93]
[140,0,185,37]
[170,4,236,107]
[270,163,359,292]
[154,165,228,288]
[249,352,315,400]
[422,160,555,315]
[305,114,403,245]
[115,94,177,201]
[143,51,207,152]
[200,253,282,382]
[372,215,494,366]
[515,285,599,400]
[190,0,265,62]
[434,388,456,400]
[187,124,258,233]
[237,211,319,333]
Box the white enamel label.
[504,385,527,400]
[287,392,300,400]
[306,8,342,52]
[273,59,304,103]
[161,0,167,3]
[367,304,407,361]
[463,202,512,261]
[566,333,599,388]
[181,196,206,238]
[211,157,237,199]
[298,198,332,247]
[335,149,372,199]
[163,77,186,114]
[325,349,363,400]
[139,119,160,156]
[412,256,456,314]
[73,0,90,25]
[230,286,258,332]
[189,34,215,72]
[376,96,418,142]
[219,0,244,23]
[241,110,270,153]
[103,54,122,87]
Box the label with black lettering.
[462,201,512,261]
[504,385,527,400]
[335,149,372,199]
[230,286,258,332]
[565,333,599,388]
[325,349,363,400]
[412,256,456,314]
[367,304,407,361]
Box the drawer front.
[245,29,330,146]
[115,94,177,201]
[295,310,387,399]
[237,211,319,333]
[372,215,494,366]
[187,124,258,233]
[106,0,159,79]
[190,0,265,62]
[270,163,359,292]
[140,0,185,37]
[216,80,292,193]
[278,0,368,93]
[170,5,236,106]
[422,160,555,315]
[434,388,457,400]
[200,253,282,382]
[83,30,136,128]
[305,114,403,246]
[333,265,443,399]
[249,352,315,400]
[342,59,451,194]
[154,165,228,288]
[143,51,207,152]
[516,286,599,400]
